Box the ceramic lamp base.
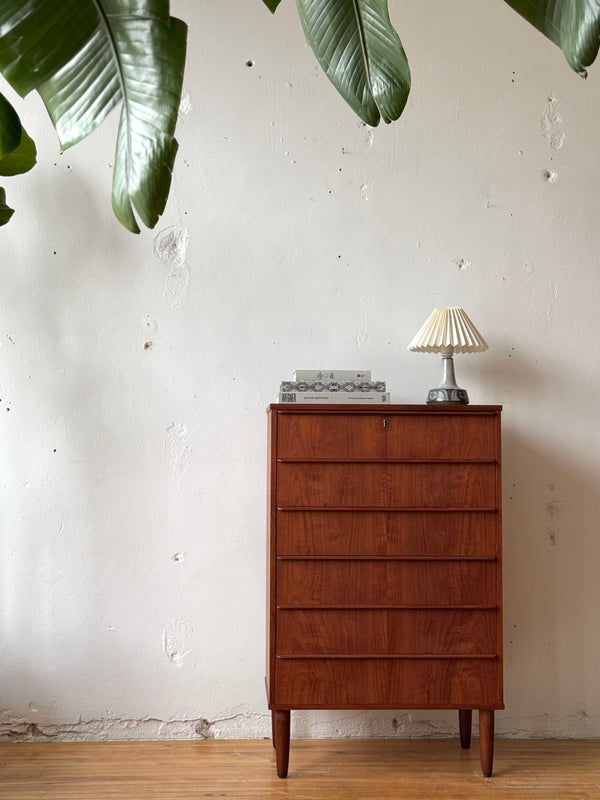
[426,354,470,404]
[426,387,469,404]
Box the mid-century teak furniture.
[266,404,503,778]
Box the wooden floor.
[0,739,599,799]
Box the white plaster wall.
[1,0,599,740]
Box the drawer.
[276,510,498,556]
[276,608,498,656]
[277,412,498,460]
[274,657,501,707]
[277,462,497,508]
[276,559,496,606]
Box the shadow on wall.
[481,336,598,735]
[499,425,597,737]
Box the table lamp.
[407,307,488,404]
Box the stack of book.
[277,370,390,404]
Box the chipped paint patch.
[163,620,192,667]
[154,226,191,309]
[179,88,193,116]
[541,96,565,150]
[2,707,600,741]
[154,226,189,265]
[358,121,374,147]
[541,168,558,183]
[165,262,191,309]
[0,713,267,742]
[163,422,191,478]
[453,258,471,271]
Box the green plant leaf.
[0,93,37,178]
[262,0,284,11]
[0,1,187,233]
[0,186,14,225]
[295,0,410,126]
[503,0,600,76]
[0,92,22,157]
[0,127,37,176]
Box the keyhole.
[383,418,389,428]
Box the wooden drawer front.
[276,510,497,556]
[277,608,498,656]
[274,658,500,708]
[277,463,496,508]
[277,412,497,460]
[276,559,496,606]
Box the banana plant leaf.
[0,93,37,176]
[0,187,14,225]
[0,92,21,157]
[0,128,37,177]
[295,0,410,126]
[0,1,187,233]
[502,0,600,76]
[0,92,36,224]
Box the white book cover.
[293,369,371,381]
[278,392,390,404]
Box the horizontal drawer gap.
[276,604,499,611]
[276,654,499,661]
[278,460,497,465]
[276,555,497,562]
[277,506,499,513]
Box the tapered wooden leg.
[272,710,290,778]
[271,713,276,748]
[479,709,494,777]
[458,709,472,749]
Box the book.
[281,380,386,393]
[278,392,390,404]
[293,369,371,381]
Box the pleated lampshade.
[407,307,488,354]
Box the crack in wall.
[0,713,269,742]
[3,708,599,742]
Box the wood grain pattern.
[479,709,495,777]
[277,411,497,460]
[276,510,498,556]
[276,558,497,606]
[266,405,503,778]
[459,709,473,749]
[273,657,501,707]
[1,740,599,799]
[272,710,290,778]
[277,462,496,508]
[276,608,498,655]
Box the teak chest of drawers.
[266,404,503,778]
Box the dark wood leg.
[273,709,290,778]
[458,709,472,749]
[271,712,276,748]
[479,709,494,777]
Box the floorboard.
[0,739,599,799]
